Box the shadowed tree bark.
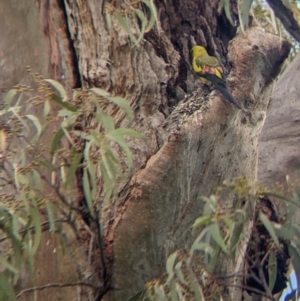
[0,1,290,301]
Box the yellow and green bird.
[191,45,241,109]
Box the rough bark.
[0,1,84,301]
[0,0,291,300]
[107,27,289,300]
[258,52,300,190]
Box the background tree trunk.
[258,52,300,190]
[0,0,290,300]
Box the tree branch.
[266,0,300,42]
[16,282,101,299]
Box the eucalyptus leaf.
[45,79,66,99]
[259,212,279,247]
[166,251,178,284]
[268,250,277,292]
[30,207,42,255]
[83,167,94,217]
[210,223,228,253]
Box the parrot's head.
[190,46,207,58]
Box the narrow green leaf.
[206,247,220,272]
[268,250,277,292]
[229,221,244,259]
[166,251,178,284]
[287,191,300,220]
[153,282,166,300]
[135,9,147,45]
[3,89,17,109]
[202,195,217,214]
[219,0,234,25]
[238,0,254,33]
[58,109,73,117]
[51,128,65,155]
[175,261,187,285]
[105,13,112,32]
[259,212,279,247]
[65,152,82,187]
[107,96,133,122]
[189,227,208,264]
[45,79,66,99]
[26,115,42,137]
[116,14,138,45]
[141,0,158,32]
[192,242,214,254]
[51,93,77,112]
[83,167,94,217]
[90,87,111,98]
[289,245,300,298]
[107,134,132,167]
[101,150,118,180]
[0,274,17,301]
[169,279,179,301]
[61,111,80,127]
[26,246,35,274]
[86,160,97,200]
[275,225,293,240]
[108,128,144,139]
[30,207,42,255]
[84,139,94,197]
[43,99,51,117]
[32,169,43,190]
[46,201,57,233]
[95,111,115,132]
[12,212,21,241]
[192,216,212,229]
[89,130,103,147]
[210,223,228,253]
[0,254,19,274]
[126,289,147,301]
[11,237,22,282]
[191,280,203,301]
[223,216,234,233]
[100,161,113,207]
[39,159,55,171]
[20,191,30,213]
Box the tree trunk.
[258,52,300,189]
[0,0,290,300]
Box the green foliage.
[104,0,159,46]
[219,0,299,63]
[252,0,299,65]
[128,179,300,301]
[0,73,142,298]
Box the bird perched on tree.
[191,45,242,109]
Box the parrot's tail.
[214,83,242,110]
[197,72,242,109]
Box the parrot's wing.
[194,55,225,80]
[194,55,219,68]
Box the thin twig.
[219,283,275,301]
[16,282,101,299]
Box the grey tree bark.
[259,52,300,189]
[0,1,290,300]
